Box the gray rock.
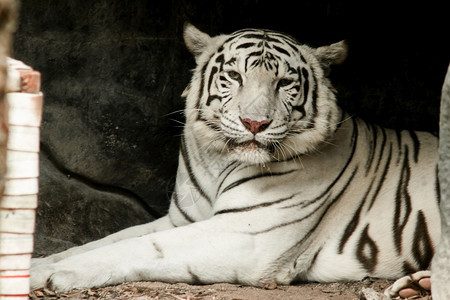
[14,2,188,254]
[35,151,152,257]
[431,65,450,299]
[359,287,389,300]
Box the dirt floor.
[29,278,432,300]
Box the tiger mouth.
[228,139,275,152]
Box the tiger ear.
[183,23,212,58]
[315,40,348,69]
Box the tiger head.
[182,24,347,165]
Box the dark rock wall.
[12,1,449,256]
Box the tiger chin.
[31,24,440,299]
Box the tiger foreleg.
[31,215,174,268]
[384,270,431,299]
[31,217,264,292]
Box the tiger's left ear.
[183,23,212,60]
[315,40,348,70]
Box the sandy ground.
[29,278,432,300]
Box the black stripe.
[206,95,221,106]
[215,192,300,215]
[334,110,346,131]
[290,67,308,119]
[198,115,221,132]
[273,45,291,57]
[393,145,412,254]
[221,96,234,108]
[168,214,177,227]
[307,69,318,130]
[266,167,358,271]
[273,58,280,77]
[239,33,265,40]
[411,210,434,270]
[407,130,420,163]
[225,57,237,66]
[435,166,441,204]
[236,42,256,49]
[282,100,291,114]
[220,169,296,195]
[205,62,220,106]
[216,162,242,198]
[356,224,379,273]
[267,31,300,49]
[299,53,307,64]
[180,138,212,205]
[395,129,402,146]
[255,167,358,235]
[215,54,224,64]
[247,50,264,58]
[365,122,377,174]
[291,84,300,92]
[223,31,255,45]
[218,161,239,178]
[286,117,359,209]
[195,64,208,120]
[395,130,403,165]
[402,261,417,274]
[283,40,299,53]
[152,241,164,259]
[287,65,298,76]
[173,192,195,223]
[305,246,323,272]
[367,143,393,210]
[374,126,387,173]
[338,189,368,254]
[338,208,361,254]
[292,105,305,116]
[204,53,227,106]
[249,58,262,69]
[187,266,202,284]
[262,35,285,44]
[196,51,219,119]
[244,55,251,72]
[301,67,309,108]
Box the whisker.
[163,107,213,118]
[162,109,185,117]
[169,118,186,126]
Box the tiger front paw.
[384,270,431,299]
[31,261,114,292]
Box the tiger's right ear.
[183,23,212,58]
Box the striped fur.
[30,24,440,292]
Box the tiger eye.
[277,78,294,89]
[226,71,243,85]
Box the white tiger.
[31,24,440,298]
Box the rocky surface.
[29,279,433,300]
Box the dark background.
[12,0,449,256]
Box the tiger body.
[176,112,439,283]
[30,24,440,292]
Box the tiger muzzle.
[239,117,273,135]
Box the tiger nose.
[239,117,272,135]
